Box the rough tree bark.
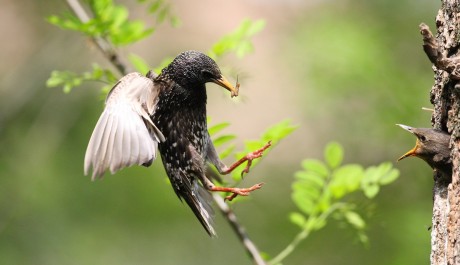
[422,1,460,264]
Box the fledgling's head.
[397,124,452,176]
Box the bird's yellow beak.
[397,124,419,161]
[398,139,420,161]
[213,75,239,98]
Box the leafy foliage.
[268,142,400,265]
[47,0,178,46]
[291,142,399,232]
[208,119,297,182]
[47,63,117,93]
[46,1,264,93]
[230,119,297,181]
[140,0,181,26]
[208,19,266,59]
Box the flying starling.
[84,50,271,236]
[397,124,452,177]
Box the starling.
[84,50,271,236]
[397,124,452,177]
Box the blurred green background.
[0,0,440,264]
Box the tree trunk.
[424,1,460,264]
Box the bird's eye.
[201,70,214,80]
[419,135,427,142]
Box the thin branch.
[66,1,266,264]
[66,0,128,75]
[213,194,267,265]
[420,23,460,80]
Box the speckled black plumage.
[84,50,262,237]
[151,51,219,235]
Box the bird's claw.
[240,141,272,177]
[224,183,264,201]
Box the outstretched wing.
[84,72,165,180]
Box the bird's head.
[397,124,451,170]
[163,50,239,97]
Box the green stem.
[268,222,312,265]
[268,203,345,265]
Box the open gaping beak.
[398,143,419,161]
[397,124,418,161]
[212,75,239,98]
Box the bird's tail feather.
[182,181,216,237]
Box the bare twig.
[66,1,266,264]
[420,23,440,65]
[213,194,267,265]
[420,23,460,80]
[66,0,129,75]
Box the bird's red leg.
[209,183,264,201]
[202,141,271,201]
[221,141,272,177]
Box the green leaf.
[261,119,298,143]
[358,232,369,245]
[324,141,343,169]
[362,184,379,198]
[294,171,325,188]
[344,211,366,229]
[143,0,179,26]
[292,181,321,201]
[379,168,399,185]
[47,65,117,93]
[289,212,306,228]
[49,0,154,47]
[363,166,380,183]
[242,140,264,153]
[227,119,295,180]
[292,192,316,215]
[310,217,327,231]
[301,159,329,177]
[110,5,129,28]
[219,144,236,159]
[213,135,236,147]
[376,162,400,185]
[128,54,151,74]
[169,15,181,27]
[208,19,266,59]
[247,19,266,36]
[46,71,65,87]
[316,190,332,212]
[236,41,253,58]
[46,14,83,31]
[329,164,364,198]
[208,122,230,136]
[91,0,112,16]
[361,162,399,198]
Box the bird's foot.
[209,183,264,201]
[222,141,272,177]
[241,141,272,176]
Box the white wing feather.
[84,72,164,180]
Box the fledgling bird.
[84,50,271,236]
[397,124,452,177]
